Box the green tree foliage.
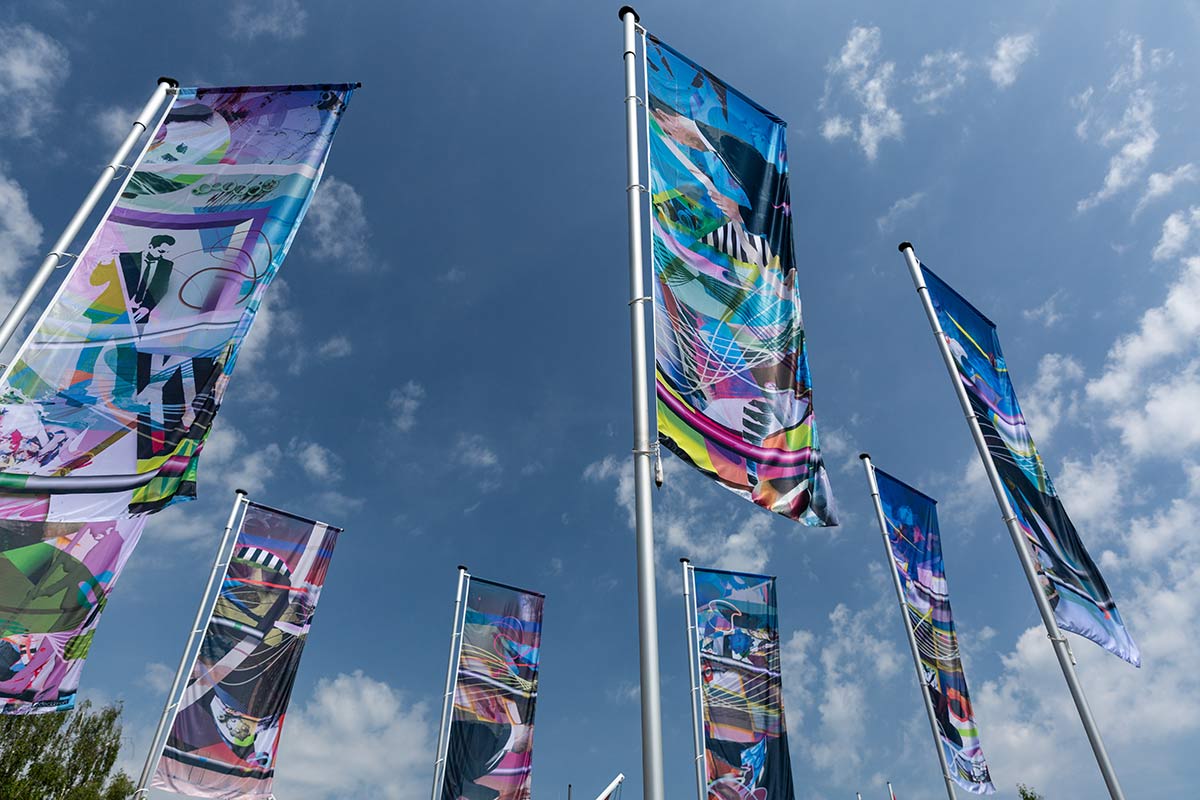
[0,701,135,800]
[1017,785,1045,800]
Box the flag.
[0,83,356,714]
[691,566,795,799]
[152,501,341,798]
[646,36,836,526]
[442,577,544,800]
[874,468,995,794]
[920,264,1139,666]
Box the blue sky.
[2,1,1200,799]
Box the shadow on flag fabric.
[692,566,795,799]
[920,263,1140,666]
[0,83,356,714]
[874,468,995,794]
[152,502,341,798]
[443,578,543,800]
[646,36,836,527]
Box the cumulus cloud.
[1077,91,1158,212]
[910,51,969,109]
[316,335,353,359]
[203,424,281,494]
[274,671,433,800]
[456,433,500,469]
[876,191,926,233]
[1134,163,1197,218]
[230,0,308,41]
[820,27,903,161]
[291,439,342,482]
[986,33,1037,88]
[0,167,43,315]
[388,381,425,432]
[1017,352,1084,444]
[1152,207,1200,261]
[1022,291,1065,328]
[306,176,371,268]
[0,24,70,138]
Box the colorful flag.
[691,566,795,799]
[442,577,544,800]
[0,84,356,714]
[874,468,995,794]
[646,36,836,526]
[919,264,1139,666]
[152,502,341,798]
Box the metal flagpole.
[595,773,626,800]
[899,241,1126,800]
[860,455,958,800]
[887,781,896,800]
[134,489,248,797]
[431,565,471,800]
[680,559,706,800]
[0,77,178,356]
[619,7,666,800]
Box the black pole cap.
[234,488,248,495]
[354,81,363,89]
[897,241,913,252]
[679,557,690,563]
[157,76,180,88]
[618,5,640,22]
[858,453,871,460]
[457,564,469,572]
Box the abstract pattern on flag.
[693,566,795,800]
[443,578,543,800]
[920,264,1139,666]
[874,468,995,794]
[0,84,354,714]
[646,36,836,526]
[152,502,341,798]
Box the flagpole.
[431,565,470,800]
[0,77,177,357]
[680,559,706,800]
[899,241,1126,800]
[134,489,247,797]
[860,455,958,800]
[619,7,666,800]
[887,781,895,799]
[595,773,626,800]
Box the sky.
[1,1,1199,799]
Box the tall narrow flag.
[0,83,356,714]
[919,264,1139,666]
[646,36,836,526]
[443,577,544,800]
[152,502,341,798]
[691,566,795,799]
[874,468,995,794]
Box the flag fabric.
[873,468,995,794]
[152,501,341,798]
[442,577,544,800]
[691,566,795,799]
[919,264,1139,666]
[646,36,836,527]
[0,84,355,714]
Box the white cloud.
[1077,91,1157,212]
[203,424,281,494]
[96,104,138,147]
[986,33,1037,88]
[291,439,342,482]
[1152,207,1200,261]
[230,0,308,41]
[1022,291,1065,328]
[306,176,370,268]
[1054,453,1122,531]
[909,51,969,109]
[0,167,43,315]
[274,671,433,800]
[316,335,353,359]
[1018,352,1083,444]
[388,381,425,432]
[141,662,173,693]
[1134,163,1197,218]
[0,24,70,138]
[1121,370,1200,458]
[456,433,500,469]
[876,191,926,233]
[820,27,903,161]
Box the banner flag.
[646,36,836,527]
[152,502,341,798]
[692,566,795,799]
[920,264,1139,666]
[443,577,544,800]
[873,468,995,794]
[0,84,356,715]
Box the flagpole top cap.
[897,241,913,252]
[234,488,248,496]
[618,5,640,22]
[158,76,180,88]
[679,557,690,563]
[457,564,469,572]
[858,453,871,461]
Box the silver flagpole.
[595,773,626,800]
[886,781,895,799]
[134,489,248,797]
[0,77,178,356]
[860,455,958,800]
[680,559,706,800]
[431,565,471,800]
[619,7,666,800]
[899,241,1126,800]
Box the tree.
[0,701,136,800]
[1017,785,1044,800]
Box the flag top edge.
[182,82,361,96]
[871,466,940,506]
[919,262,998,329]
[645,32,787,127]
[470,575,546,598]
[690,564,776,582]
[245,499,344,532]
